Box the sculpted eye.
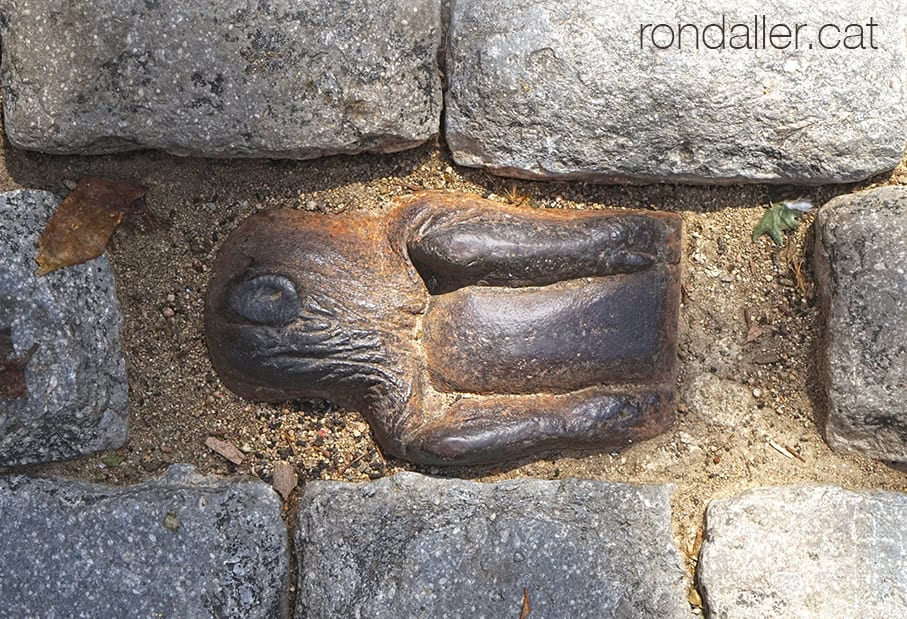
[228,274,301,325]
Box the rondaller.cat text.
[639,16,880,51]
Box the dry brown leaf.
[36,176,148,276]
[519,587,531,619]
[753,351,781,365]
[785,235,810,298]
[282,429,299,458]
[504,183,531,208]
[746,323,765,343]
[272,461,298,500]
[0,328,37,399]
[205,436,245,465]
[688,527,704,559]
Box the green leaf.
[101,454,126,467]
[752,203,804,246]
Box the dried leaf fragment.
[163,511,180,532]
[785,235,810,298]
[36,176,148,276]
[205,436,245,465]
[0,328,38,399]
[0,361,26,398]
[519,587,531,619]
[752,351,781,365]
[0,328,12,356]
[687,527,704,559]
[272,461,298,500]
[745,323,765,344]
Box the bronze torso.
[206,192,681,465]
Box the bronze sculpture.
[206,192,681,465]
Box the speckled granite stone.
[0,0,442,158]
[445,0,907,184]
[295,472,687,618]
[0,189,128,465]
[0,465,289,618]
[699,486,907,619]
[814,186,907,462]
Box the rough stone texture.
[814,186,907,462]
[0,465,288,618]
[683,373,754,428]
[0,0,442,158]
[446,0,907,184]
[699,486,907,618]
[0,189,128,465]
[296,472,687,618]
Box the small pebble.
[163,512,180,532]
[162,307,175,318]
[140,458,164,473]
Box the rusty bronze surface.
[205,192,681,466]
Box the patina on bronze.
[206,192,681,466]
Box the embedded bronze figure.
[205,192,681,466]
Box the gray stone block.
[445,0,907,184]
[814,186,907,462]
[0,0,442,158]
[0,189,128,466]
[295,472,687,618]
[0,465,289,618]
[699,486,907,619]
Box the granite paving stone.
[0,189,128,465]
[0,0,442,159]
[0,464,289,618]
[699,486,907,618]
[814,186,907,462]
[445,0,907,184]
[295,472,688,618]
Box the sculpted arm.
[402,201,680,293]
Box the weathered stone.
[683,373,754,428]
[445,0,907,184]
[0,189,128,465]
[206,192,681,466]
[699,486,907,618]
[0,0,442,158]
[0,465,288,618]
[296,472,688,618]
[814,186,907,462]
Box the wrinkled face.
[205,210,420,405]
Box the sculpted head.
[205,209,423,409]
